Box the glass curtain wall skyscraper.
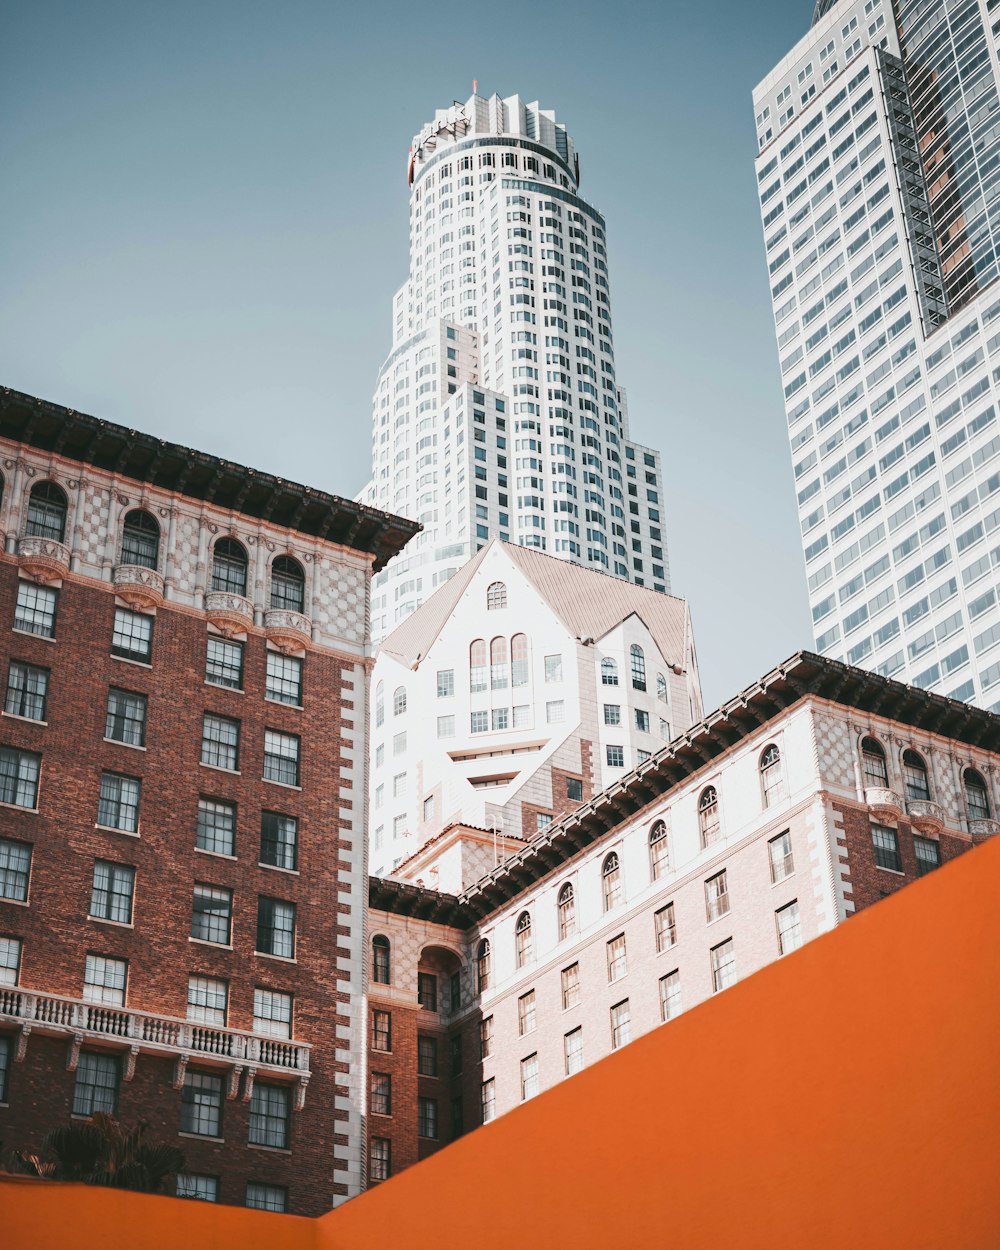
[359,93,670,643]
[754,0,1000,711]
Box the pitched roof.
[378,538,691,668]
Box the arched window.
[965,768,991,820]
[656,673,668,702]
[470,639,487,692]
[26,481,68,543]
[861,737,888,788]
[630,644,646,691]
[515,912,533,967]
[760,744,786,808]
[602,852,622,911]
[601,657,618,686]
[211,537,248,596]
[557,882,576,940]
[121,509,160,569]
[271,555,305,613]
[511,633,529,686]
[487,581,507,610]
[477,938,491,992]
[902,749,930,801]
[372,935,391,984]
[490,637,509,689]
[649,820,670,881]
[375,681,384,728]
[393,686,407,716]
[699,786,720,847]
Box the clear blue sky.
[1,0,814,709]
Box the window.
[566,777,583,802]
[97,773,139,834]
[392,731,406,756]
[511,634,529,686]
[26,481,67,542]
[418,1034,439,1075]
[372,1009,391,1052]
[370,1071,392,1116]
[476,938,491,992]
[256,897,295,958]
[369,1139,391,1184]
[418,972,438,1011]
[902,749,930,801]
[544,654,563,682]
[0,749,40,809]
[546,700,564,723]
[610,1000,631,1050]
[249,1083,290,1148]
[72,1052,119,1116]
[105,688,147,747]
[470,639,487,691]
[607,934,627,982]
[375,682,384,727]
[90,860,134,924]
[914,836,940,876]
[14,581,58,639]
[698,786,720,847]
[205,637,244,690]
[760,743,786,807]
[656,673,668,702]
[263,730,299,786]
[211,538,248,596]
[659,970,681,1022]
[5,662,49,720]
[112,609,152,662]
[372,935,391,984]
[872,823,902,872]
[964,769,991,820]
[481,1078,496,1123]
[257,810,297,870]
[518,990,536,1035]
[487,581,507,609]
[418,1096,438,1138]
[176,1174,218,1203]
[705,870,730,922]
[861,736,888,787]
[630,644,646,690]
[393,686,407,715]
[654,903,676,952]
[83,955,127,1006]
[437,670,454,697]
[270,556,305,613]
[121,510,159,569]
[515,911,533,966]
[437,715,455,738]
[520,1054,539,1101]
[187,976,227,1025]
[649,820,669,880]
[602,852,622,911]
[181,1070,224,1137]
[0,936,22,986]
[557,882,576,939]
[606,744,624,767]
[0,1036,8,1102]
[253,988,292,1038]
[246,1183,286,1212]
[191,884,232,944]
[710,939,736,992]
[601,657,618,685]
[634,708,649,733]
[202,714,239,771]
[196,798,235,856]
[776,901,803,955]
[768,830,794,883]
[490,637,509,689]
[561,962,580,1010]
[451,1034,463,1078]
[480,1015,494,1059]
[564,1027,584,1076]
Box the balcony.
[113,564,165,610]
[17,535,70,581]
[264,608,312,651]
[906,799,945,836]
[969,817,1000,840]
[205,591,254,635]
[865,787,903,823]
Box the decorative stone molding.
[264,608,312,651]
[865,786,903,823]
[242,1066,257,1103]
[205,591,254,635]
[969,817,1000,840]
[17,535,70,581]
[906,799,945,835]
[113,564,164,609]
[123,1045,140,1083]
[227,1064,244,1100]
[294,1075,310,1112]
[172,1055,189,1089]
[15,1023,31,1063]
[66,1034,83,1073]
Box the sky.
[1,0,815,710]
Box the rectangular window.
[205,637,244,690]
[105,689,147,747]
[610,1000,631,1050]
[249,1083,290,1148]
[265,652,302,706]
[0,936,22,986]
[659,970,681,1021]
[566,777,583,801]
[603,704,621,726]
[370,1071,391,1115]
[187,975,227,1025]
[776,900,803,955]
[245,1183,287,1212]
[705,870,730,922]
[368,1139,391,1184]
[518,990,537,1035]
[181,1071,223,1137]
[417,1033,438,1076]
[97,773,140,833]
[561,962,580,1010]
[492,707,509,730]
[544,654,563,682]
[260,812,297,871]
[0,749,40,809]
[112,609,153,662]
[871,823,902,871]
[393,731,406,755]
[481,1078,496,1123]
[89,860,135,924]
[83,954,127,1006]
[256,897,296,958]
[14,582,57,637]
[914,836,940,876]
[710,939,736,992]
[654,903,676,952]
[201,714,240,771]
[436,670,455,697]
[418,1096,438,1138]
[72,1052,120,1116]
[176,1174,218,1203]
[606,744,624,767]
[480,1015,494,1059]
[768,830,795,882]
[0,1036,8,1101]
[196,798,236,856]
[437,715,455,738]
[546,700,565,723]
[564,1027,583,1075]
[418,972,438,1011]
[520,1054,539,1101]
[372,1009,392,1052]
[191,884,232,944]
[607,933,627,982]
[253,988,292,1038]
[4,662,49,720]
[264,730,300,786]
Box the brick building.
[365,650,1000,1181]
[0,387,418,1213]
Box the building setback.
[0,387,418,1214]
[754,0,1000,710]
[365,650,999,1182]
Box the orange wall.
[7,835,1000,1248]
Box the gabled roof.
[378,538,690,668]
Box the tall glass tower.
[754,0,1000,711]
[360,92,670,642]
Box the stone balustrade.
[906,799,946,836]
[113,563,165,609]
[865,786,903,823]
[17,535,70,581]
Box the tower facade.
[360,93,670,643]
[754,0,1000,711]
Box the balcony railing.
[969,817,1000,840]
[17,535,71,580]
[263,608,312,649]
[906,799,945,836]
[865,786,903,823]
[113,563,165,608]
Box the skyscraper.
[360,93,670,643]
[754,0,1000,711]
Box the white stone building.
[368,539,702,876]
